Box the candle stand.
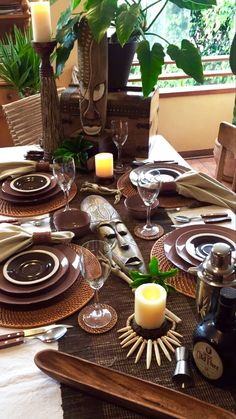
[94,175,115,186]
[117,311,183,370]
[32,40,63,161]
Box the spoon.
[174,215,203,223]
[174,213,229,223]
[0,326,68,349]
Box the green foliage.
[0,26,40,97]
[129,256,177,294]
[51,0,216,97]
[53,134,93,169]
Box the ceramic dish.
[185,233,236,262]
[124,194,159,220]
[53,208,91,238]
[0,184,61,205]
[163,224,236,272]
[0,245,69,296]
[0,244,81,305]
[129,166,181,186]
[2,173,57,198]
[10,174,50,193]
[3,249,60,285]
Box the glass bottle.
[192,287,236,384]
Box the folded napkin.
[0,160,52,181]
[0,224,74,263]
[176,171,236,212]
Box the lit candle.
[135,283,167,329]
[31,1,52,42]
[95,153,114,178]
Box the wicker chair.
[2,88,65,146]
[215,121,236,192]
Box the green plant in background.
[53,134,94,169]
[129,256,177,294]
[229,32,236,125]
[0,26,40,97]
[50,0,216,97]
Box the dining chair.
[2,88,65,147]
[215,121,236,192]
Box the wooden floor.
[185,156,217,178]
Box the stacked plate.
[0,173,62,205]
[0,244,81,306]
[163,225,236,272]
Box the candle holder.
[94,175,115,186]
[117,310,183,370]
[32,40,63,161]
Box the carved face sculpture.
[77,19,107,136]
[80,195,146,274]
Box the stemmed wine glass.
[111,119,128,173]
[53,156,75,211]
[136,165,162,238]
[80,240,112,329]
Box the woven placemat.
[151,234,196,298]
[0,183,77,217]
[117,170,197,208]
[134,224,164,240]
[78,304,118,334]
[0,244,94,328]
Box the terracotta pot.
[213,138,236,181]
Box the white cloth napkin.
[0,160,52,181]
[0,224,74,263]
[0,327,62,419]
[176,171,236,212]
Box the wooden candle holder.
[32,40,63,161]
[117,311,182,370]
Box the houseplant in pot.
[51,0,216,98]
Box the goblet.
[136,165,162,238]
[52,156,75,211]
[80,240,112,328]
[111,119,128,173]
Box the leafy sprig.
[54,134,93,169]
[129,256,177,294]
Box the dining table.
[0,135,235,419]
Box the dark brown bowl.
[53,208,91,238]
[124,194,159,220]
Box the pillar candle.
[135,283,167,329]
[95,153,114,178]
[31,1,52,42]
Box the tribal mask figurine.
[80,195,146,274]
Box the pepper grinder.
[172,346,193,388]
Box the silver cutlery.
[132,159,178,166]
[174,213,229,223]
[0,214,50,226]
[0,324,73,349]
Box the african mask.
[77,19,107,136]
[80,195,146,274]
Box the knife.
[35,349,235,419]
[0,324,73,349]
[132,159,178,166]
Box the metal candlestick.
[32,40,63,160]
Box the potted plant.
[51,0,216,97]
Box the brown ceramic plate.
[2,173,57,198]
[10,174,50,193]
[164,225,236,272]
[129,166,182,186]
[3,249,60,285]
[0,184,62,205]
[0,245,69,296]
[185,232,236,262]
[0,244,81,305]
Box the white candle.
[135,283,167,329]
[31,1,52,42]
[95,153,113,178]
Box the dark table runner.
[57,172,236,418]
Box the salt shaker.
[196,242,236,319]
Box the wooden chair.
[215,121,236,192]
[2,88,65,146]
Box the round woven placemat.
[117,170,196,208]
[78,304,118,334]
[0,244,94,328]
[151,234,196,298]
[0,183,77,217]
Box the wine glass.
[80,240,112,329]
[111,119,128,173]
[136,165,162,238]
[52,156,75,211]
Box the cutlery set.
[172,212,231,226]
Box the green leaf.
[116,4,141,46]
[169,0,216,10]
[84,0,117,43]
[137,41,165,97]
[149,256,159,275]
[167,40,204,84]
